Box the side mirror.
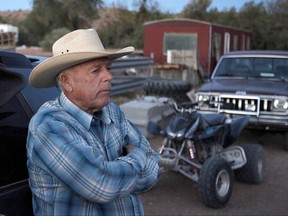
[147,121,164,136]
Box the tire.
[234,144,265,184]
[143,79,192,103]
[198,157,234,209]
[283,132,288,151]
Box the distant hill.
[0,8,119,29]
[0,10,30,22]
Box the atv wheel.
[234,144,265,184]
[198,157,234,209]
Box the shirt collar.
[59,92,112,130]
[59,92,92,130]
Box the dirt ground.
[142,130,288,216]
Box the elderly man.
[27,29,160,216]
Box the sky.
[0,0,262,13]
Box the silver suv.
[196,50,288,150]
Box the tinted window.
[0,94,30,186]
[22,85,60,113]
[13,67,60,113]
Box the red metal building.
[143,18,252,76]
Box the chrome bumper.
[197,110,288,131]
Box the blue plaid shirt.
[27,92,160,216]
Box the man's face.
[64,58,113,114]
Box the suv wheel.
[283,132,288,151]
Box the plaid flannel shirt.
[27,92,160,216]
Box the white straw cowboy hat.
[29,28,134,88]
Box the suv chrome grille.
[218,95,266,116]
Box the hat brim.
[29,46,134,88]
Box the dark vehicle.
[0,51,60,215]
[196,50,288,150]
[147,100,265,208]
[0,50,154,215]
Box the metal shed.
[143,18,252,77]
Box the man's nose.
[104,66,113,81]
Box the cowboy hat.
[29,29,134,88]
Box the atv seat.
[202,114,227,126]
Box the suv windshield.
[213,57,288,80]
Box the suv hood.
[198,79,288,96]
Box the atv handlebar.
[164,100,199,113]
[165,99,223,113]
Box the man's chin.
[101,96,110,106]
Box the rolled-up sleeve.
[121,116,160,193]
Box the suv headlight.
[197,94,219,109]
[197,94,210,102]
[272,98,288,111]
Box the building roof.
[144,18,251,33]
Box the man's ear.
[60,73,73,92]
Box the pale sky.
[0,0,262,13]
